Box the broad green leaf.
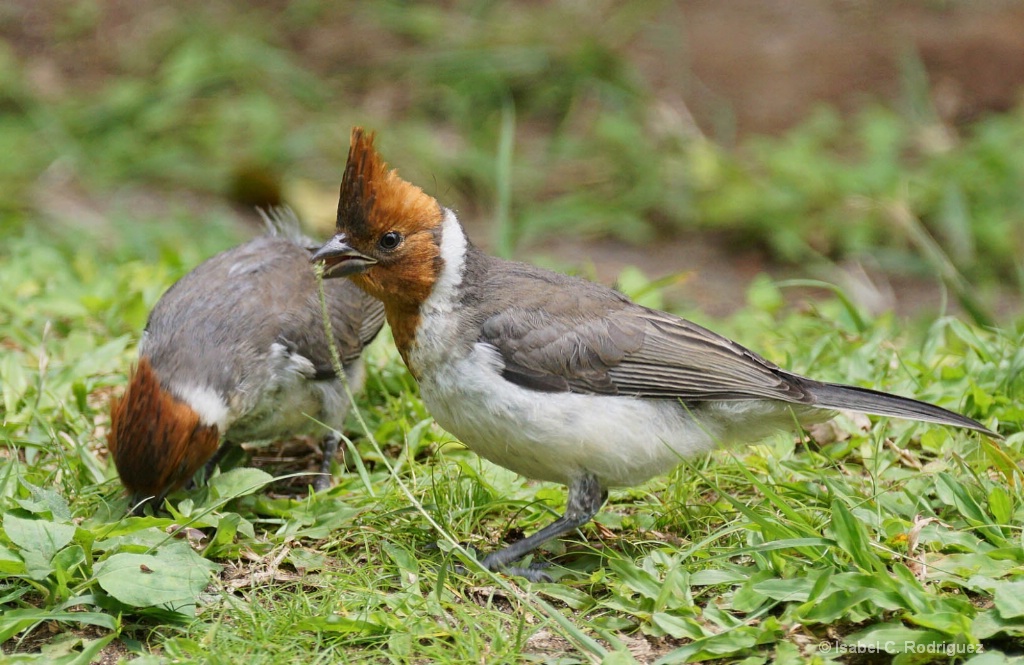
[844,623,951,654]
[208,468,274,500]
[690,568,750,586]
[52,545,86,578]
[926,553,1016,582]
[93,531,182,561]
[16,482,72,521]
[988,486,1012,524]
[537,585,594,611]
[800,588,875,624]
[383,542,418,578]
[732,570,774,613]
[609,557,663,600]
[649,559,691,612]
[650,612,704,640]
[890,563,933,615]
[993,581,1024,619]
[93,518,179,545]
[19,548,54,581]
[287,548,326,573]
[0,608,117,643]
[973,608,1024,639]
[207,512,240,551]
[94,546,220,609]
[3,513,76,559]
[655,626,760,663]
[751,577,815,602]
[602,650,642,665]
[0,543,25,574]
[905,611,973,637]
[829,500,878,571]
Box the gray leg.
[480,474,607,582]
[313,432,340,492]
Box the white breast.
[416,341,738,487]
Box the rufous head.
[108,358,220,513]
[311,128,445,309]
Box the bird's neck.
[386,207,484,375]
[385,300,423,371]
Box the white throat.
[409,207,469,375]
[422,207,467,315]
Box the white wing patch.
[175,384,231,430]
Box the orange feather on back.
[108,358,220,503]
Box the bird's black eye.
[378,231,402,251]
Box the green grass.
[3,2,1024,662]
[1,218,1022,663]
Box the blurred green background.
[2,0,1023,323]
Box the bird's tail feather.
[808,381,999,437]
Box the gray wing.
[607,310,812,402]
[479,296,813,404]
[318,282,385,372]
[145,236,383,392]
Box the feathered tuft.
[108,358,220,507]
[337,127,440,236]
[257,205,310,245]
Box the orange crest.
[332,128,450,361]
[108,358,220,504]
[337,127,441,239]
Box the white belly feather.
[415,339,750,488]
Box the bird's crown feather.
[338,127,439,236]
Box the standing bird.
[312,129,998,580]
[109,209,385,513]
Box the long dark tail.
[806,380,999,438]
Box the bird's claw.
[494,565,553,583]
[445,561,553,583]
[429,542,554,582]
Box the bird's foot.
[428,542,553,582]
[480,551,553,582]
[486,561,553,583]
[446,558,553,583]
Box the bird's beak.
[311,235,378,278]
